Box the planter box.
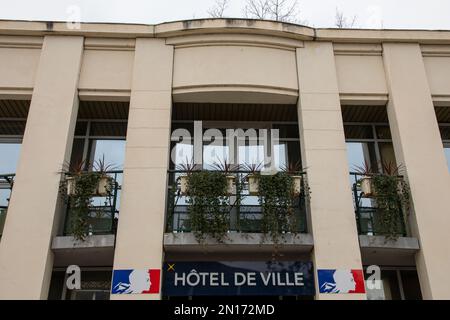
[226,175,236,195]
[360,176,375,197]
[247,174,259,196]
[292,175,302,195]
[66,175,111,196]
[179,175,189,195]
[96,176,111,196]
[66,176,78,196]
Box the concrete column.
[383,43,450,299]
[111,39,173,300]
[296,42,366,300]
[0,36,83,299]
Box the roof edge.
[0,18,450,43]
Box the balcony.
[166,170,307,240]
[350,172,408,237]
[0,173,14,240]
[62,170,122,237]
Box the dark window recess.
[70,138,85,168]
[75,121,88,136]
[383,270,402,300]
[376,125,392,139]
[440,126,450,140]
[286,141,301,167]
[0,120,26,135]
[90,122,127,137]
[171,122,194,137]
[273,124,300,139]
[401,270,422,300]
[47,271,66,300]
[344,125,373,139]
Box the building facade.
[0,19,449,300]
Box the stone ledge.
[52,234,115,250]
[359,235,420,251]
[164,232,313,253]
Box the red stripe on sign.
[349,269,366,294]
[142,269,161,294]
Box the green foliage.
[371,175,410,240]
[258,172,299,244]
[64,172,114,241]
[186,171,230,244]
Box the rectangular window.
[444,145,450,172]
[0,142,21,174]
[364,268,421,300]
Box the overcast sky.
[0,0,449,29]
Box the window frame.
[344,122,393,173]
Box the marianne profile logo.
[318,269,365,294]
[111,269,160,294]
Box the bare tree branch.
[335,7,357,28]
[244,0,270,20]
[244,0,301,23]
[268,0,299,23]
[208,0,230,18]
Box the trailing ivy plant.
[186,171,230,244]
[60,157,115,241]
[67,172,108,241]
[371,162,411,240]
[258,172,299,245]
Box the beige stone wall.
[0,35,83,299]
[383,43,450,299]
[296,42,366,300]
[111,38,173,300]
[423,55,450,99]
[0,36,42,97]
[79,49,134,93]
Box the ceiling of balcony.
[0,99,30,118]
[78,101,129,120]
[341,105,388,123]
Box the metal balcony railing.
[0,173,15,239]
[166,170,308,235]
[350,172,407,237]
[63,170,122,236]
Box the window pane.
[0,143,20,208]
[171,142,193,168]
[203,144,229,170]
[238,144,264,166]
[70,138,85,169]
[74,121,87,136]
[346,142,377,172]
[273,124,299,139]
[440,126,450,140]
[90,140,126,170]
[445,146,450,172]
[273,143,287,171]
[365,270,401,300]
[401,270,422,300]
[376,125,392,139]
[286,141,301,168]
[379,142,397,169]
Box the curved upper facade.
[1,18,450,106]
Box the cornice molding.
[0,35,43,49]
[421,45,450,57]
[334,43,382,56]
[2,19,450,44]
